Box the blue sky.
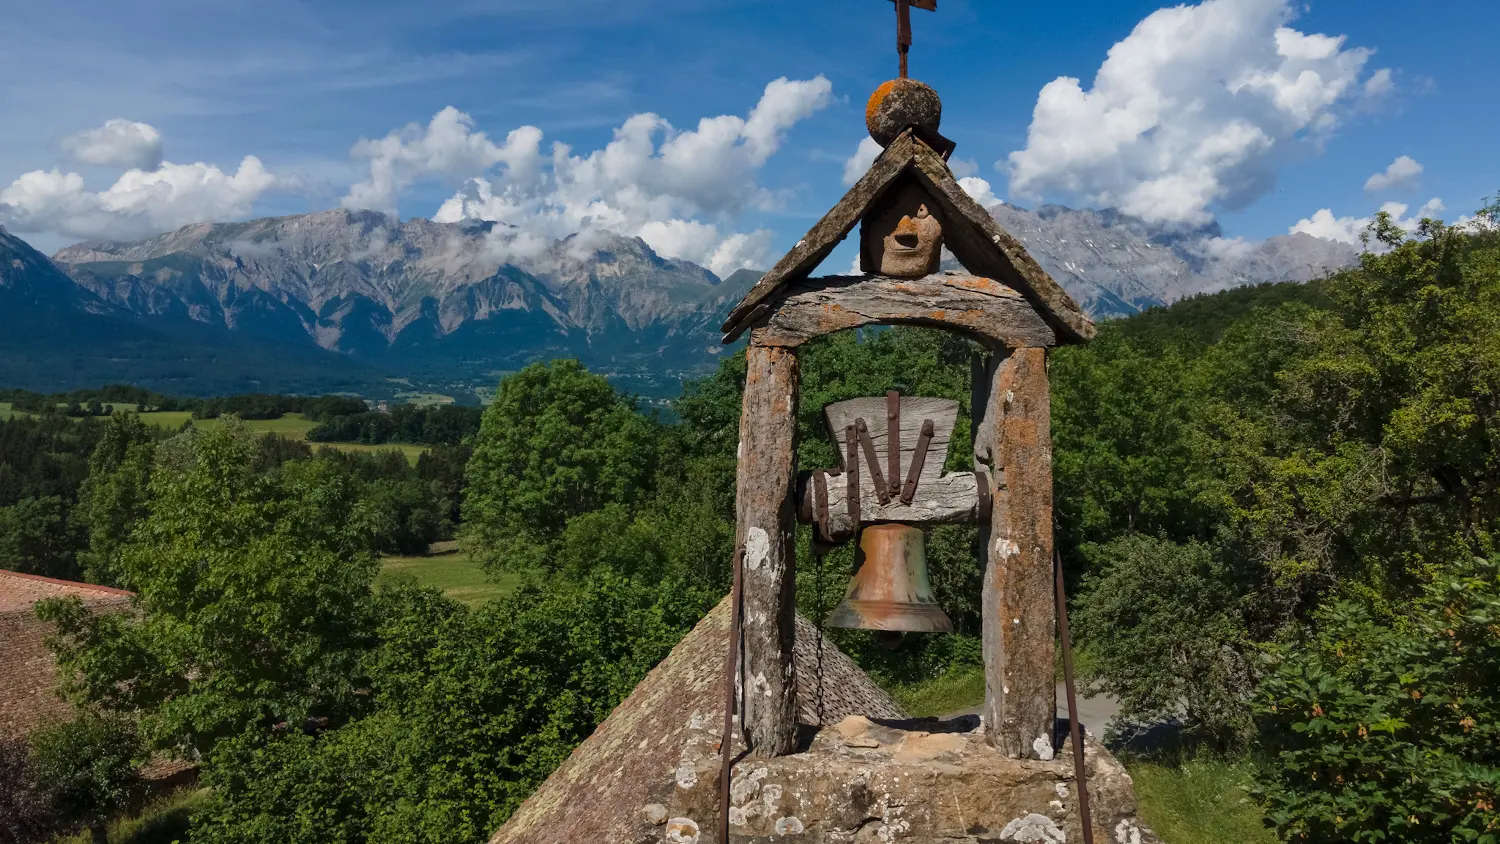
[1,0,1495,271]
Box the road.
[947,683,1122,737]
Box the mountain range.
[1,202,1358,397]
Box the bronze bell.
[828,523,954,634]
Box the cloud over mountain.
[0,77,831,275]
[61,119,164,171]
[1005,0,1391,226]
[421,75,833,278]
[1364,155,1423,193]
[0,153,288,243]
[1291,197,1444,245]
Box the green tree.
[196,574,710,844]
[75,412,157,586]
[0,496,83,580]
[464,360,660,572]
[1072,535,1256,747]
[357,477,449,555]
[1069,212,1500,750]
[39,421,381,758]
[28,714,143,844]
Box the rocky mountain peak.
[9,199,1363,393]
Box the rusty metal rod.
[854,418,890,504]
[1055,547,1094,844]
[845,424,860,527]
[887,390,902,500]
[900,418,935,504]
[719,545,746,844]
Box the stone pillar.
[975,347,1057,758]
[735,342,800,758]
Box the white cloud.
[633,219,773,277]
[1291,197,1444,245]
[1006,0,1388,226]
[842,137,883,187]
[61,119,164,171]
[1363,155,1422,193]
[950,158,980,179]
[704,230,776,279]
[343,107,544,214]
[0,156,285,242]
[427,76,832,276]
[0,77,829,271]
[1364,68,1394,98]
[1190,235,1255,261]
[959,176,1002,209]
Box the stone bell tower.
[720,74,1094,763]
[490,6,1162,842]
[491,79,1161,843]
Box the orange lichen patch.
[866,80,899,126]
[945,275,1020,297]
[1003,418,1039,446]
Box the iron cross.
[889,0,937,78]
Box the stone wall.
[710,714,1159,843]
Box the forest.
[1,208,1496,844]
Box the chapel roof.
[721,130,1095,346]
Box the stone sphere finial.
[866,79,942,147]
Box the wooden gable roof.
[721,131,1096,345]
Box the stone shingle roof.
[491,596,905,844]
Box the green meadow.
[378,542,520,606]
[2,404,427,465]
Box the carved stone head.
[879,205,943,278]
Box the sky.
[1,0,1495,274]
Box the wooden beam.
[908,141,1096,344]
[735,343,801,758]
[975,348,1057,758]
[797,470,981,537]
[742,271,1056,350]
[722,132,915,340]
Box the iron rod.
[719,545,746,844]
[1055,547,1094,844]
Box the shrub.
[1072,535,1257,748]
[28,715,143,843]
[0,737,57,844]
[1254,556,1500,842]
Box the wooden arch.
[727,132,1090,763]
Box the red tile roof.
[0,571,133,739]
[0,570,132,614]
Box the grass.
[52,787,208,844]
[0,404,428,466]
[311,441,428,464]
[133,412,426,466]
[889,667,986,718]
[133,411,318,437]
[379,542,520,606]
[394,391,455,406]
[1128,756,1276,844]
